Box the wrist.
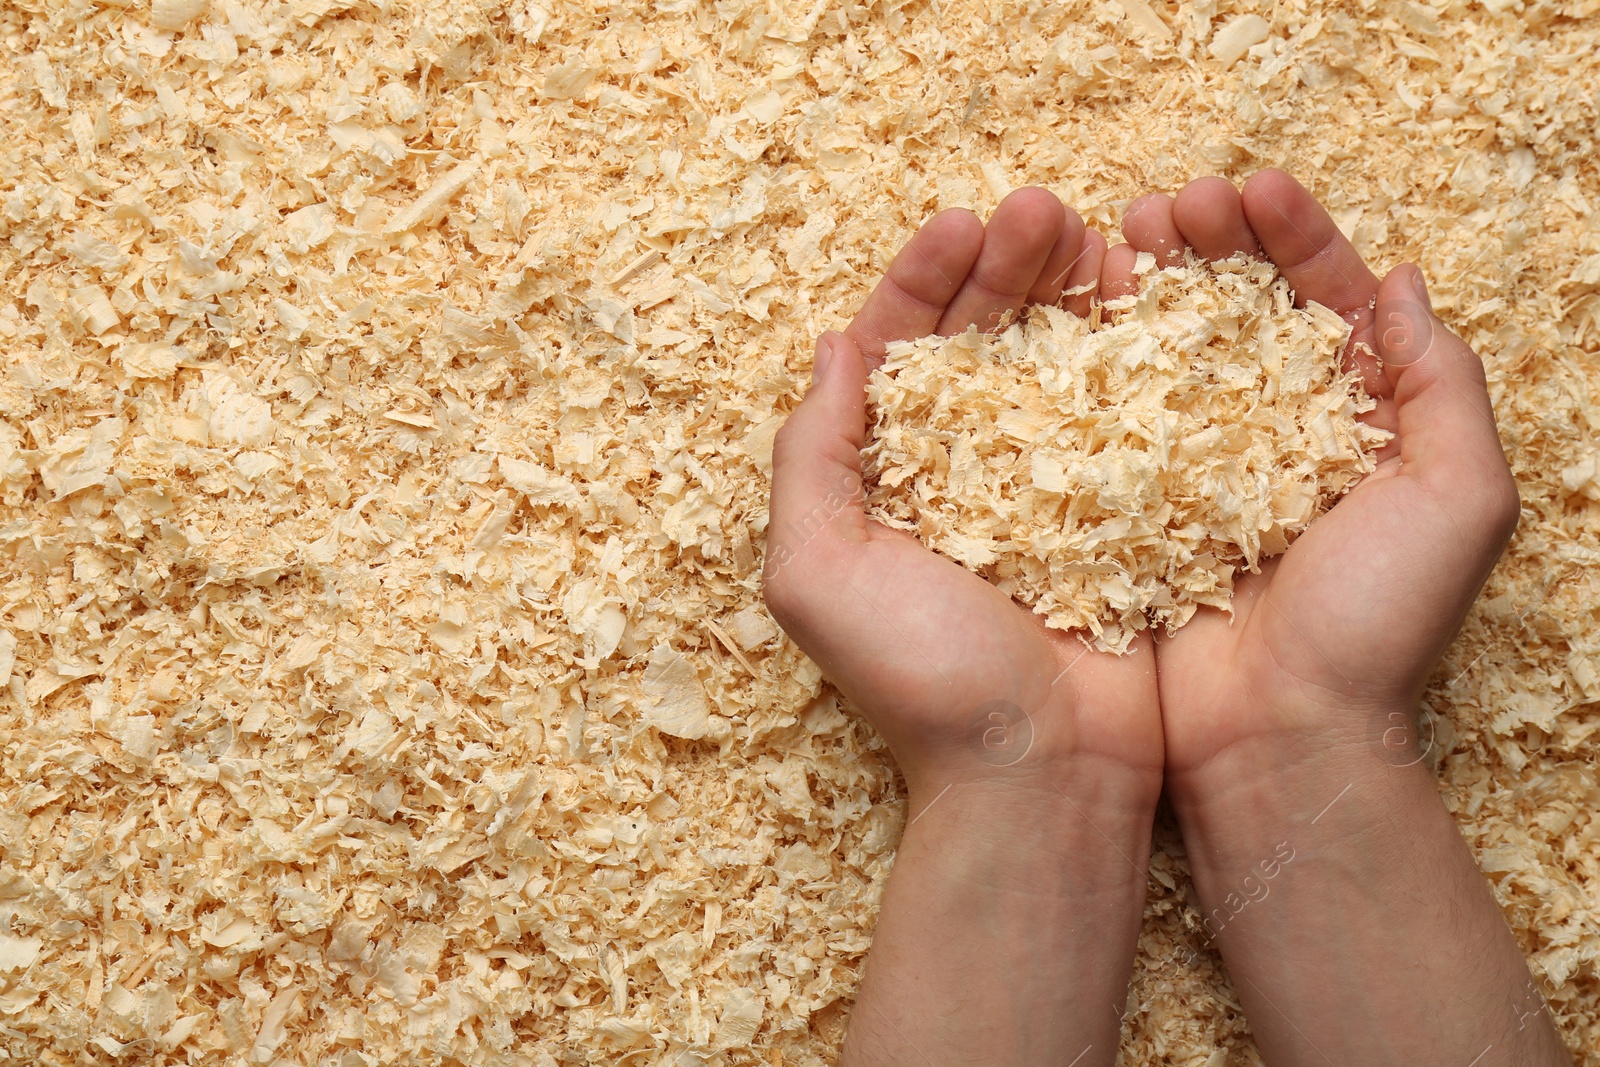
[898,762,1159,896]
[904,744,1164,834]
[1165,725,1569,1067]
[1166,695,1434,811]
[1168,713,1447,884]
[893,680,1165,820]
[851,725,1162,1067]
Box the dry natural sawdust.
[0,0,1596,1064]
[866,255,1388,653]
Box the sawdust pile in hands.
[865,255,1392,653]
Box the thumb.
[764,331,872,593]
[1373,264,1520,527]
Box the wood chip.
[1211,14,1273,67]
[866,257,1388,652]
[1,0,1596,1062]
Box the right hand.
[1102,170,1521,786]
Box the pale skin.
[764,172,1572,1065]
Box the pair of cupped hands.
[762,171,1519,803]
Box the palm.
[835,527,1159,775]
[766,190,1162,788]
[1161,479,1439,764]
[821,531,1059,739]
[1101,172,1519,774]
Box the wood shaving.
[0,0,1596,1064]
[865,257,1387,652]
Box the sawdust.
[865,256,1387,652]
[0,0,1597,1064]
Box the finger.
[1100,241,1140,301]
[769,331,871,556]
[1121,194,1185,266]
[1025,206,1088,308]
[845,209,985,365]
[1240,169,1389,396]
[1374,265,1519,530]
[1061,228,1107,317]
[1172,176,1261,261]
[1240,169,1378,314]
[765,332,873,624]
[937,187,1065,334]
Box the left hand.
[763,189,1163,800]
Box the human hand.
[1104,171,1566,1067]
[763,189,1163,801]
[1101,170,1520,785]
[766,190,1165,1067]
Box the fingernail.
[1411,267,1431,307]
[812,332,836,383]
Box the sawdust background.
[1,0,1597,1063]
